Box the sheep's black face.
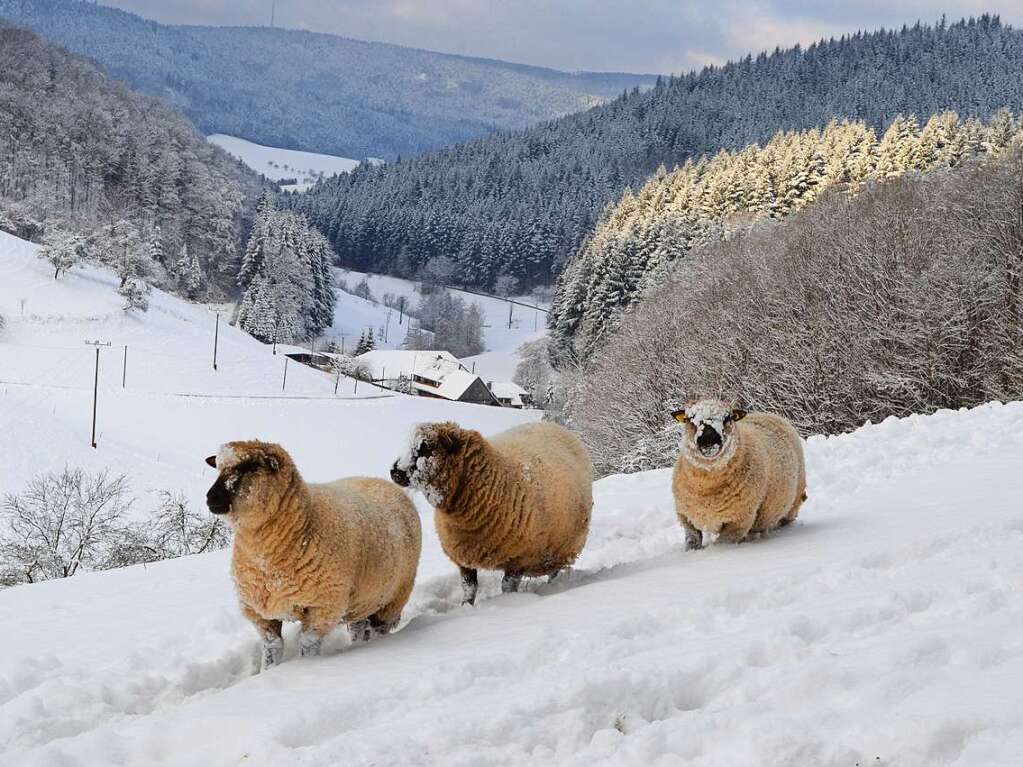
[206,475,232,514]
[391,439,433,487]
[390,461,410,487]
[204,450,273,516]
[672,400,747,462]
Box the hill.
[0,0,657,160]
[0,229,535,513]
[288,16,1023,291]
[207,135,362,193]
[3,390,1022,764]
[0,21,261,299]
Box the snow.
[0,230,536,511]
[337,267,548,380]
[206,134,363,192]
[4,402,1023,764]
[355,349,459,381]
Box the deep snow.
[3,403,1023,765]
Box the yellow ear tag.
[671,410,688,424]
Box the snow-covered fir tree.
[548,109,1023,363]
[236,197,336,344]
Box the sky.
[100,1,1023,74]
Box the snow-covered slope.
[336,268,547,378]
[207,134,363,192]
[3,400,1023,765]
[0,231,536,508]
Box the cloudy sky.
[101,1,1023,73]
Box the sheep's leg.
[299,606,345,658]
[348,619,372,643]
[242,605,283,671]
[501,572,523,594]
[718,517,755,544]
[680,518,704,551]
[298,630,323,658]
[460,566,479,606]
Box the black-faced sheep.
[671,399,806,549]
[390,421,592,604]
[205,440,422,670]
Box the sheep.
[205,440,421,670]
[390,421,592,605]
[671,399,806,550]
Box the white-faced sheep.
[205,440,422,670]
[390,421,592,605]
[671,399,806,549]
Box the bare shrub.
[570,149,1023,476]
[0,468,134,585]
[1,471,232,588]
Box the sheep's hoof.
[501,573,523,594]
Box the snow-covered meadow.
[0,231,533,507]
[3,229,1023,765]
[334,268,547,380]
[206,134,364,192]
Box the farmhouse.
[356,350,500,406]
[488,381,529,409]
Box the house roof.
[354,349,503,404]
[355,350,458,380]
[488,381,527,406]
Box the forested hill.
[0,0,656,160]
[288,16,1023,292]
[0,21,261,300]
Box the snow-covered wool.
[671,399,806,549]
[391,422,592,603]
[207,440,421,670]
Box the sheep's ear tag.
[671,410,688,424]
[205,455,217,468]
[731,408,747,422]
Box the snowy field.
[3,399,1023,765]
[0,231,534,507]
[336,268,547,379]
[206,134,362,192]
[5,229,1023,765]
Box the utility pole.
[398,296,405,325]
[334,366,342,395]
[213,313,220,371]
[270,0,276,27]
[385,309,392,343]
[85,340,111,449]
[282,357,289,392]
[508,301,513,329]
[122,345,128,388]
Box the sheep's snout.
[696,424,723,457]
[390,462,411,487]
[206,477,231,514]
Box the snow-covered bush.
[569,148,1023,475]
[38,228,85,279]
[0,471,232,588]
[0,468,135,586]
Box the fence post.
[334,367,341,395]
[122,345,127,388]
[282,357,289,392]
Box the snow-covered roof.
[355,350,458,380]
[488,381,527,403]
